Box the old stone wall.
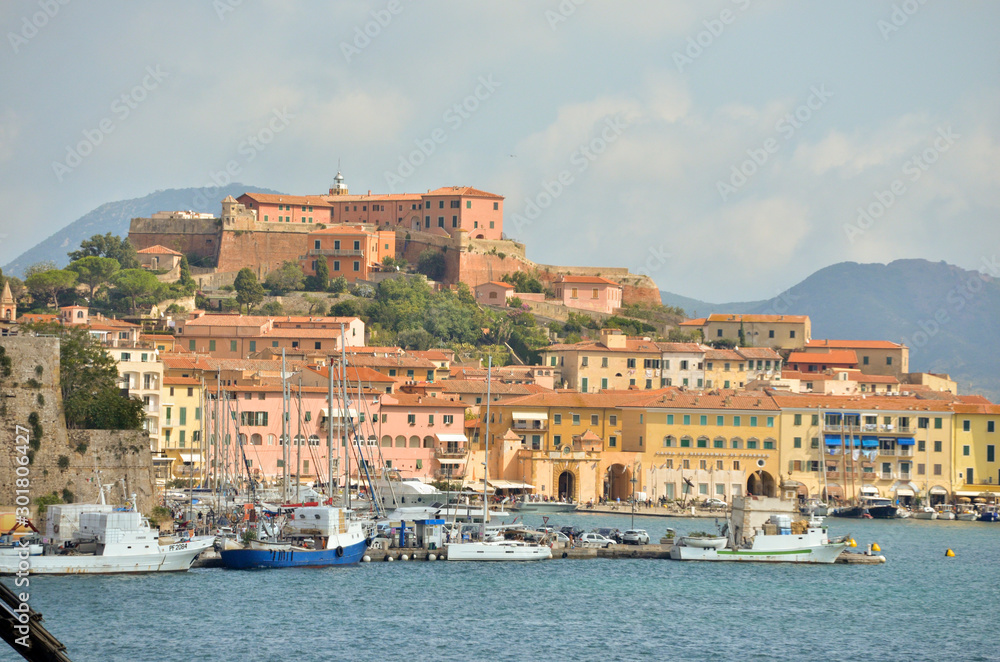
[0,336,155,517]
[128,217,221,263]
[215,229,311,278]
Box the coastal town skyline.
[2,1,998,301]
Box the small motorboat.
[935,505,956,521]
[978,506,999,522]
[912,506,937,520]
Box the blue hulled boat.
[219,506,369,569]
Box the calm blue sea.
[3,513,999,662]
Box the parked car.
[578,532,616,548]
[623,529,650,545]
[595,527,624,543]
[551,531,570,543]
[701,498,727,510]
[560,526,584,538]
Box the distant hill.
[663,259,1000,401]
[3,184,284,276]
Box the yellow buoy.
[849,538,857,548]
[871,543,881,552]
[945,549,955,557]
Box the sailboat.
[219,341,371,569]
[446,357,551,562]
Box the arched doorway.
[558,471,575,502]
[604,464,632,501]
[747,470,776,497]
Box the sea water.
[3,513,999,662]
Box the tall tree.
[264,261,305,295]
[67,256,121,300]
[234,268,264,313]
[113,268,161,310]
[68,232,139,269]
[178,255,196,289]
[23,261,58,280]
[416,249,446,281]
[25,269,78,308]
[306,257,329,291]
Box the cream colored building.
[542,329,661,392]
[701,314,810,350]
[160,376,204,482]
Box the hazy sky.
[1,1,997,301]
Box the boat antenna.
[483,356,492,537]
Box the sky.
[0,0,997,302]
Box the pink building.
[237,173,505,240]
[553,276,622,314]
[375,394,469,481]
[474,281,515,305]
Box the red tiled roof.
[787,350,858,365]
[497,391,657,409]
[137,245,183,256]
[771,393,954,411]
[556,275,619,286]
[545,338,661,354]
[678,318,706,327]
[707,314,809,323]
[704,349,743,361]
[737,347,783,360]
[622,391,779,411]
[239,193,335,207]
[164,376,201,386]
[479,281,515,290]
[379,393,467,409]
[425,186,503,199]
[806,339,904,350]
[656,342,705,353]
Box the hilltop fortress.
[128,172,661,305]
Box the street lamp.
[630,475,639,529]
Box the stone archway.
[747,470,777,498]
[604,464,632,501]
[558,471,576,502]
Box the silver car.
[623,529,650,545]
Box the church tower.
[0,280,16,321]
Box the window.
[466,201,471,208]
[933,464,941,476]
[766,417,774,428]
[747,439,758,449]
[581,377,589,392]
[918,440,926,452]
[714,438,724,449]
[683,415,691,425]
[680,437,691,448]
[407,414,415,425]
[609,436,617,448]
[601,357,609,368]
[581,356,589,367]
[230,340,237,352]
[749,416,757,427]
[963,420,971,432]
[934,440,942,453]
[353,261,360,271]
[790,330,796,338]
[918,417,929,429]
[794,413,802,426]
[763,440,775,450]
[886,356,893,365]
[717,415,724,426]
[717,329,723,337]
[572,414,580,425]
[917,463,925,475]
[627,358,636,369]
[591,415,599,425]
[699,415,707,426]
[794,437,802,449]
[333,261,340,271]
[601,378,608,390]
[554,414,562,425]
[934,418,942,429]
[188,339,196,351]
[663,436,673,447]
[987,445,995,463]
[989,421,996,433]
[428,415,434,426]
[963,445,970,456]
[768,330,775,338]
[667,414,674,424]
[697,438,708,448]
[609,415,617,426]
[733,415,741,426]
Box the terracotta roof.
[137,245,183,256]
[479,281,515,290]
[780,370,836,382]
[656,342,705,353]
[854,374,900,384]
[301,364,395,384]
[184,315,272,327]
[704,349,743,361]
[957,395,993,405]
[261,328,343,339]
[326,193,423,202]
[438,381,532,396]
[545,338,661,354]
[707,314,809,323]
[806,339,904,350]
[346,346,404,356]
[951,403,1000,414]
[309,226,376,235]
[379,393,468,409]
[787,350,858,365]
[556,275,619,286]
[622,392,779,411]
[770,393,954,411]
[737,347,783,360]
[678,318,706,327]
[497,391,656,409]
[164,376,201,386]
[240,193,334,207]
[347,355,437,369]
[425,186,503,199]
[408,350,450,361]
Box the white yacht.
[670,515,847,564]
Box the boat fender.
[562,552,568,559]
[336,546,344,558]
[365,537,372,547]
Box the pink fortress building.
[238,172,505,240]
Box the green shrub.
[57,455,70,470]
[61,489,75,504]
[74,442,88,455]
[34,492,63,516]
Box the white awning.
[929,486,948,495]
[179,453,202,463]
[319,408,357,418]
[860,486,879,494]
[894,488,914,496]
[487,479,535,489]
[437,459,465,465]
[955,489,999,497]
[435,433,468,443]
[511,411,547,421]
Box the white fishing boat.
[671,515,847,563]
[0,504,214,575]
[445,358,551,562]
[935,505,956,520]
[956,509,978,521]
[511,497,578,514]
[912,506,937,520]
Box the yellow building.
[542,329,661,393]
[160,376,205,482]
[703,349,748,390]
[774,394,955,505]
[619,392,782,503]
[951,404,1000,499]
[485,392,651,502]
[702,314,810,350]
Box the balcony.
[898,472,912,481]
[880,472,893,480]
[435,447,466,459]
[512,421,547,432]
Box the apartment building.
[542,329,661,392]
[700,314,811,350]
[804,339,909,377]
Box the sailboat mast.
[327,362,335,501]
[214,371,221,516]
[483,356,492,531]
[281,350,288,502]
[340,323,350,510]
[296,379,303,504]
